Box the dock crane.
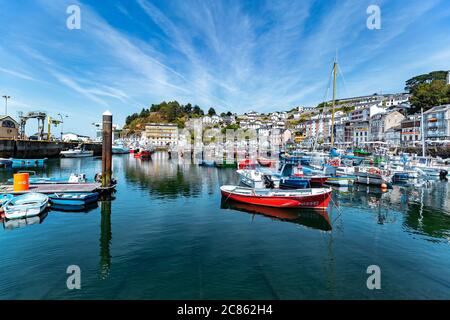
[18,111,47,140]
[47,116,63,141]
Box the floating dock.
[0,183,103,195]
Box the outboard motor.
[440,170,448,180]
[262,175,275,189]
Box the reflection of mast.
[100,200,112,279]
[418,187,424,229]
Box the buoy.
[13,172,29,192]
[380,183,387,190]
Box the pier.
[0,139,102,158]
[0,182,102,195]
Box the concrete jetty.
[0,182,103,195]
[0,139,102,158]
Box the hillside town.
[132,92,449,152]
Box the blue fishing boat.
[11,158,47,168]
[49,192,99,207]
[279,176,310,189]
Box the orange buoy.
[13,173,29,192]
[380,183,387,190]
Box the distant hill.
[124,101,206,132]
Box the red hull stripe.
[221,191,332,209]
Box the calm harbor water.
[0,152,449,299]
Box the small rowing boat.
[220,185,332,209]
[49,192,99,207]
[3,193,49,220]
[11,158,47,168]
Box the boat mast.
[331,60,337,148]
[421,107,425,157]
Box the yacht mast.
[331,60,337,147]
[421,107,425,157]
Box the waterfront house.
[400,114,421,146]
[385,125,402,147]
[351,121,370,146]
[0,115,19,139]
[423,104,450,142]
[144,123,179,147]
[369,111,405,142]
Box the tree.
[184,103,192,114]
[405,71,448,94]
[193,105,204,116]
[207,107,216,116]
[226,111,232,116]
[409,80,450,114]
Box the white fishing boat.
[60,147,94,158]
[3,193,49,220]
[236,169,280,189]
[325,176,354,186]
[112,141,130,154]
[354,167,392,186]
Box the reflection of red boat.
[221,199,331,231]
[257,157,277,167]
[135,150,153,159]
[220,185,332,209]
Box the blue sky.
[1,0,450,136]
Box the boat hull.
[220,187,332,209]
[49,193,99,206]
[354,172,389,186]
[60,151,93,158]
[3,193,48,220]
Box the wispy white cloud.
[0,67,36,81]
[0,0,448,136]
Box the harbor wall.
[400,147,450,159]
[0,139,102,158]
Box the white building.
[144,123,179,147]
[62,132,91,142]
[423,104,450,141]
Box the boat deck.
[0,183,103,195]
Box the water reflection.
[2,211,48,230]
[221,198,332,231]
[99,200,112,280]
[333,180,450,239]
[124,152,236,199]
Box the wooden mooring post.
[102,110,113,188]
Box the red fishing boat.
[135,149,153,159]
[257,157,277,167]
[238,159,256,169]
[220,185,332,209]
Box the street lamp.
[58,113,68,140]
[2,95,10,115]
